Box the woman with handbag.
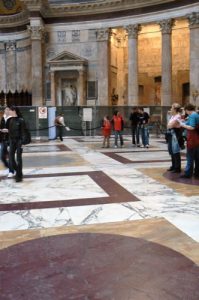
[167,103,183,173]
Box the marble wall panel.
[0,52,6,92]
[16,47,31,92]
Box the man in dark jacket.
[8,106,26,182]
[0,106,14,177]
[129,107,140,146]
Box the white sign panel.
[38,107,48,119]
[83,108,92,122]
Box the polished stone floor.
[0,135,199,299]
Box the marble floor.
[0,135,199,299]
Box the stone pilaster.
[78,70,85,106]
[28,22,45,106]
[188,12,199,106]
[5,41,17,93]
[96,28,110,106]
[50,71,56,106]
[126,24,141,106]
[159,19,174,106]
[116,32,126,105]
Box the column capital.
[96,28,110,41]
[27,25,45,40]
[187,12,199,28]
[125,24,141,39]
[159,19,175,34]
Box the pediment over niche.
[49,51,87,64]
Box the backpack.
[20,118,31,145]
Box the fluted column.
[28,22,44,106]
[96,28,110,106]
[50,71,56,106]
[126,24,141,106]
[188,12,199,105]
[159,19,174,106]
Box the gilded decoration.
[0,0,23,15]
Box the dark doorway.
[182,83,190,106]
[0,90,32,106]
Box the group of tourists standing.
[101,107,150,149]
[166,102,199,179]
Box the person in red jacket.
[101,115,111,148]
[111,110,124,148]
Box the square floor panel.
[0,171,139,211]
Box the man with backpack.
[54,113,66,141]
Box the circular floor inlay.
[1,233,199,300]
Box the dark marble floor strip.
[0,171,139,211]
[102,152,186,164]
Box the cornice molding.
[43,0,177,17]
[0,10,29,28]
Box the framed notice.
[38,107,48,119]
[83,108,92,122]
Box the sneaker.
[7,172,15,178]
[145,144,149,148]
[140,145,144,148]
[114,145,118,148]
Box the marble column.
[50,71,56,106]
[159,19,174,106]
[188,12,199,106]
[78,70,85,106]
[116,32,126,105]
[28,23,44,106]
[126,24,141,106]
[96,28,110,106]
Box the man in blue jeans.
[138,107,150,148]
[178,103,199,178]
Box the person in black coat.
[8,106,26,182]
[129,107,140,146]
[0,106,14,177]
